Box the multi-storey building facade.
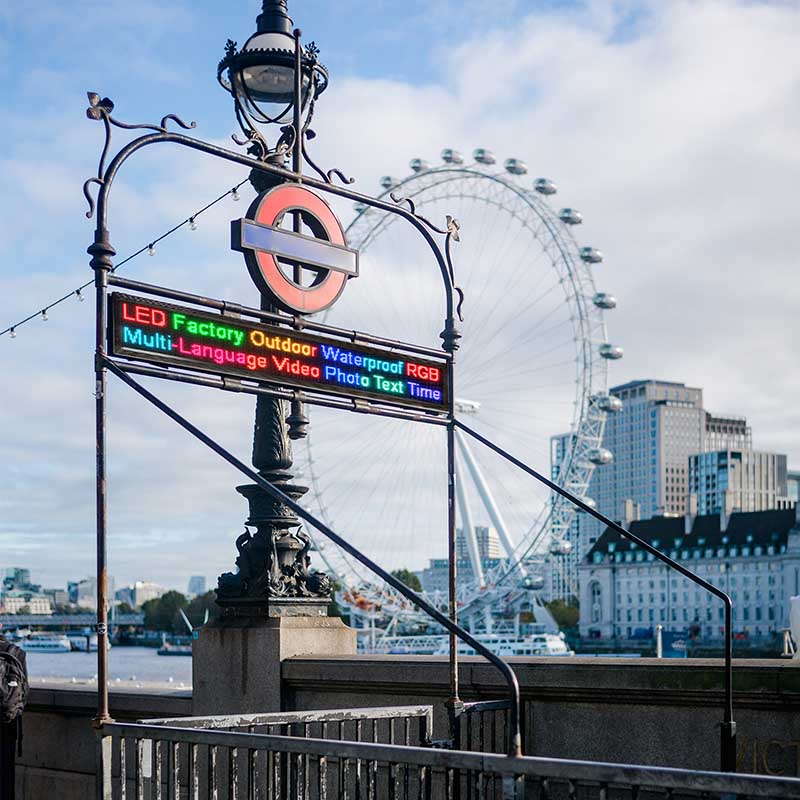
[578,507,800,640]
[419,557,502,596]
[0,590,52,615]
[788,470,800,504]
[456,526,501,561]
[592,380,706,523]
[704,414,751,452]
[689,450,789,515]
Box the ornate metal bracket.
[82,92,196,219]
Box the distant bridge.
[0,613,144,628]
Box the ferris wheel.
[293,147,622,630]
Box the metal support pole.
[721,602,736,771]
[287,26,309,441]
[88,226,115,728]
[446,358,464,746]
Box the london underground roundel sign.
[231,184,359,315]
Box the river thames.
[24,646,192,688]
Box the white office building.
[689,450,789,515]
[578,506,800,640]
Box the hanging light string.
[2,180,248,339]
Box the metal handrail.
[103,358,522,757]
[143,705,433,731]
[100,722,800,797]
[454,419,737,772]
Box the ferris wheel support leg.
[455,429,527,576]
[454,451,486,588]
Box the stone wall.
[16,684,191,800]
[14,657,800,798]
[282,656,800,777]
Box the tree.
[115,602,134,615]
[390,568,422,593]
[545,599,579,630]
[186,591,220,627]
[16,606,30,615]
[142,591,188,634]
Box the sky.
[1,0,799,593]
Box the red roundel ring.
[246,184,349,315]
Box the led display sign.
[108,294,449,412]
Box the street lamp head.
[218,0,328,155]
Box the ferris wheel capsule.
[409,158,430,173]
[558,208,583,225]
[579,247,603,264]
[380,176,399,189]
[441,148,464,165]
[599,343,624,360]
[591,393,622,412]
[587,447,613,465]
[549,539,573,556]
[473,148,496,165]
[593,292,617,309]
[353,201,368,214]
[520,575,545,590]
[577,496,597,511]
[533,178,557,195]
[504,158,528,175]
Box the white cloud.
[2,0,799,591]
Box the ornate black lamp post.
[215,0,333,617]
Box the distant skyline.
[2,1,799,589]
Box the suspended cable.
[0,178,249,339]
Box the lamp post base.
[192,615,356,715]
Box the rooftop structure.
[578,507,799,640]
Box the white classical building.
[578,506,800,640]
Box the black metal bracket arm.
[101,357,522,758]
[453,419,737,774]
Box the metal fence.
[98,713,800,800]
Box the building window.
[590,581,602,624]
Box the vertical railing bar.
[210,745,219,800]
[355,719,363,800]
[119,735,127,800]
[153,738,162,800]
[319,754,327,800]
[305,722,314,800]
[230,747,239,800]
[190,743,198,800]
[134,738,143,800]
[171,741,179,800]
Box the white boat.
[19,633,72,653]
[433,633,574,657]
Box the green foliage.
[186,591,220,627]
[390,568,422,593]
[142,590,188,634]
[16,605,30,615]
[115,602,134,615]
[545,599,579,630]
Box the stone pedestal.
[192,615,356,716]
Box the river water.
[24,646,192,688]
